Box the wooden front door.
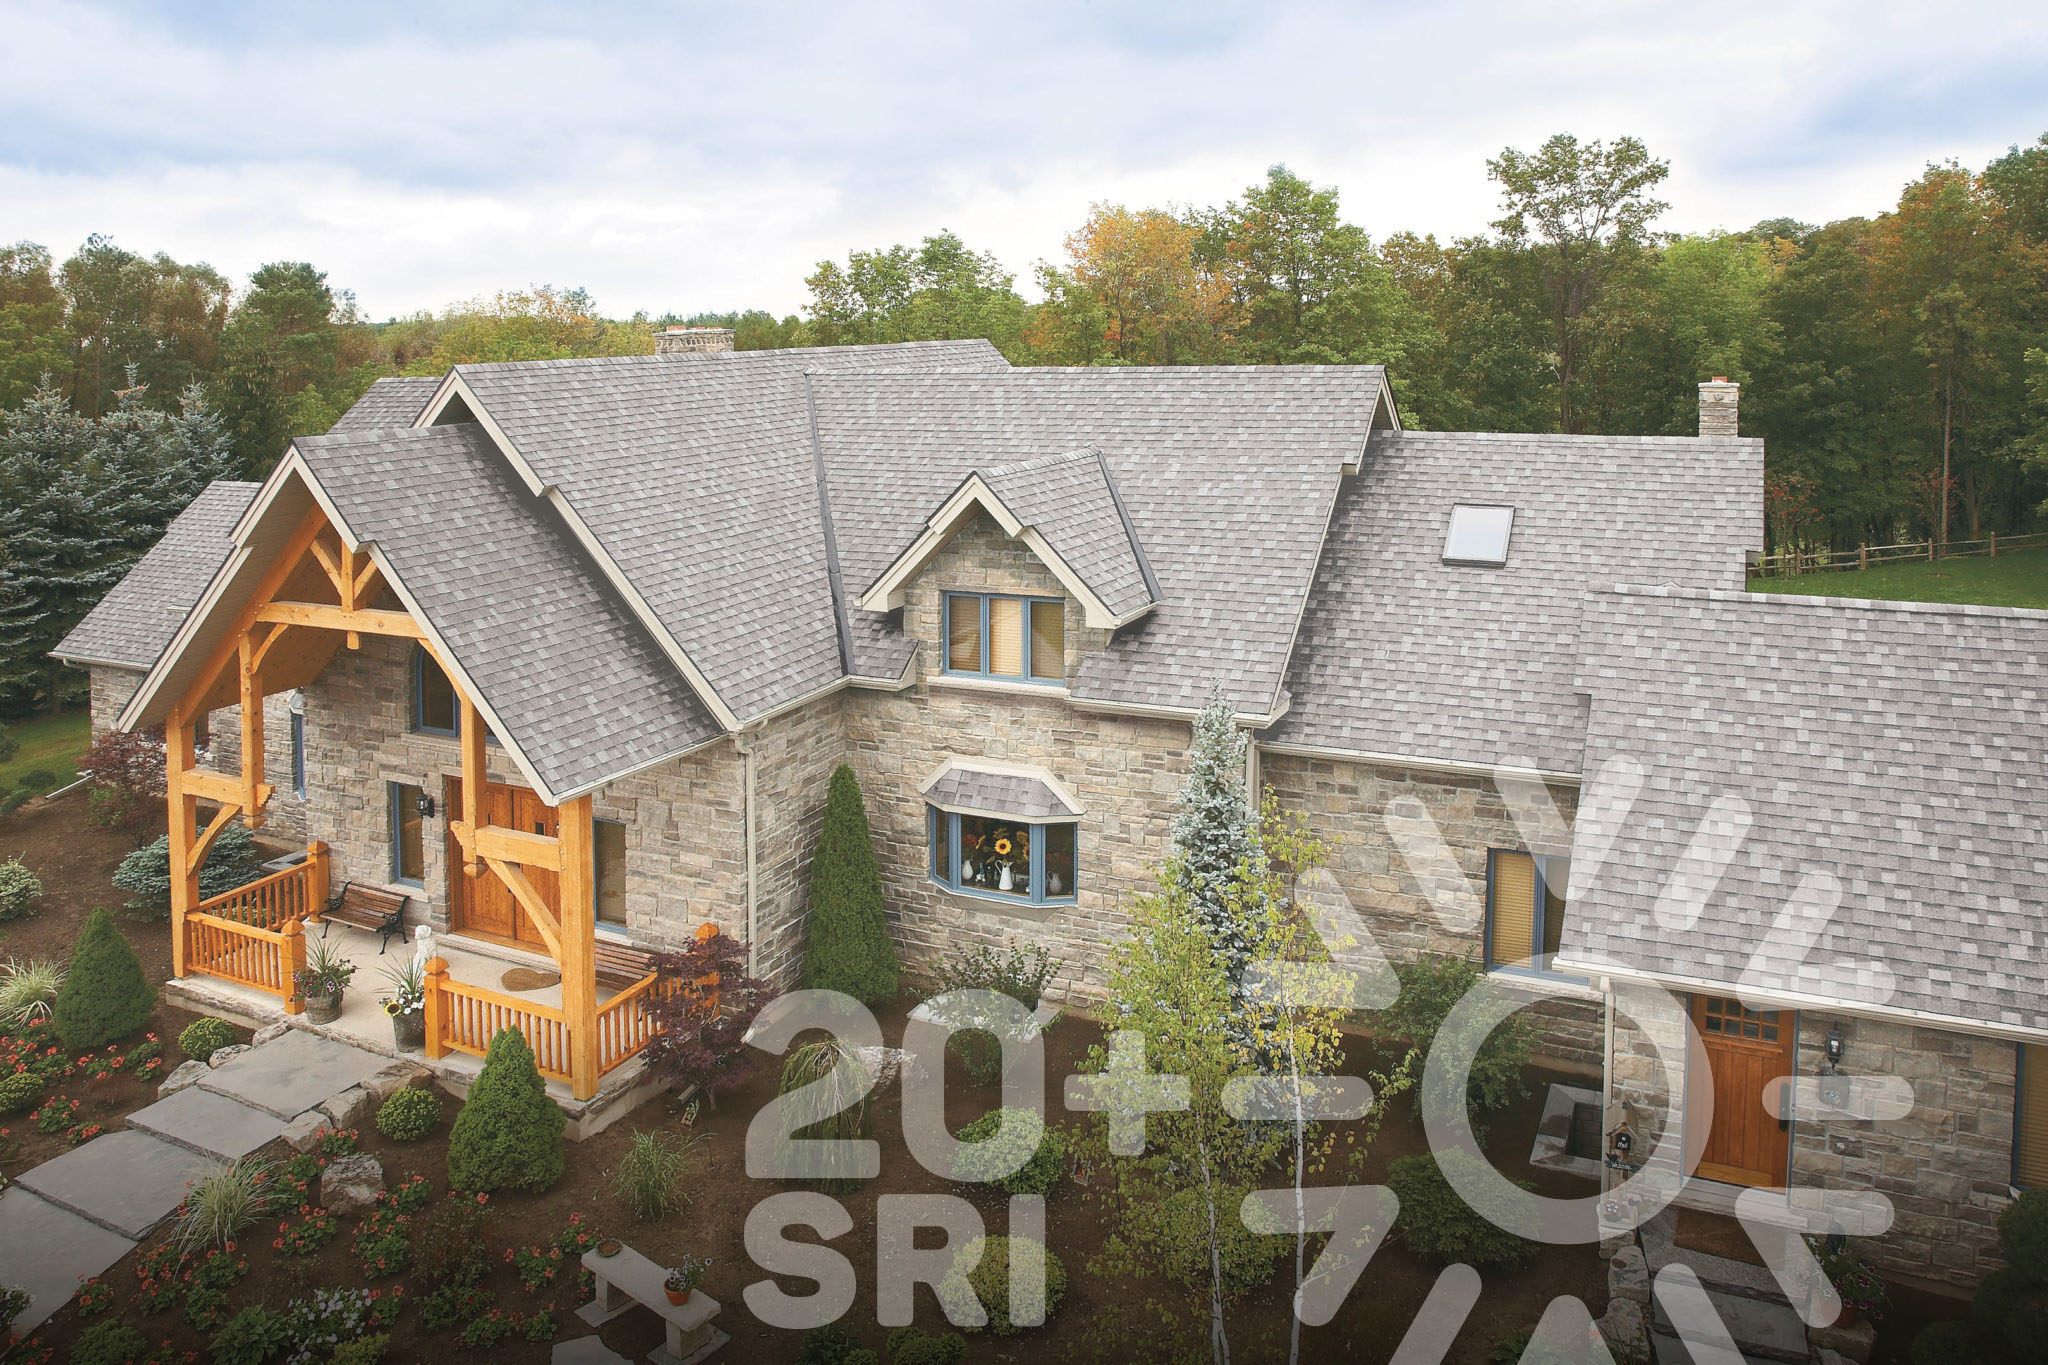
[445,777,558,950]
[1688,995,1797,1188]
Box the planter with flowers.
[1805,1235,1888,1328]
[380,957,427,1051]
[292,939,357,1024]
[664,1254,711,1305]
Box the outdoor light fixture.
[415,791,436,819]
[1824,1023,1845,1075]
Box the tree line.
[3,130,2046,718]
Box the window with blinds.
[943,592,1065,683]
[2020,1045,2048,1187]
[1487,849,1573,976]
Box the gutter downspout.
[1600,974,1617,1200]
[736,731,759,976]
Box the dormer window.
[1443,504,1514,567]
[943,593,1064,683]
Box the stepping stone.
[198,1027,389,1120]
[1653,1285,1810,1365]
[552,1337,631,1365]
[14,1130,221,1239]
[128,1086,289,1161]
[0,1189,135,1333]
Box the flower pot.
[665,1286,691,1305]
[391,1007,425,1052]
[304,990,342,1025]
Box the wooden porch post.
[557,794,598,1101]
[459,694,484,878]
[237,633,266,829]
[423,957,450,1060]
[166,706,198,979]
[281,919,307,1015]
[306,841,330,919]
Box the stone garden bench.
[579,1244,726,1364]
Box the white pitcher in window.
[998,863,1014,892]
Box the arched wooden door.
[444,776,558,950]
[1687,994,1797,1188]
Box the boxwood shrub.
[377,1086,443,1142]
[1388,1150,1540,1271]
[179,1016,239,1064]
[942,1235,1065,1335]
[950,1108,1065,1197]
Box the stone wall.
[1261,752,1603,1073]
[1605,1005,2014,1288]
[1789,1014,2014,1287]
[87,666,143,738]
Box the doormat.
[1672,1207,1766,1266]
[502,967,561,992]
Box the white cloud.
[2,0,2042,316]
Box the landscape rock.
[318,1153,385,1215]
[207,1044,251,1069]
[1596,1297,1648,1361]
[359,1060,432,1104]
[251,1021,293,1047]
[854,1045,930,1088]
[159,1060,209,1096]
[1810,1315,1877,1364]
[319,1086,374,1130]
[1608,1244,1650,1305]
[281,1110,331,1152]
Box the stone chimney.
[1698,377,1739,438]
[655,325,735,356]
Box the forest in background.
[3,130,2046,716]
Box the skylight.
[1443,504,1515,566]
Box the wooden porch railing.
[424,923,724,1093]
[183,842,329,1013]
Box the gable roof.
[860,447,1160,627]
[53,480,260,670]
[422,341,1012,726]
[329,377,439,433]
[1264,431,1763,775]
[813,366,1396,719]
[1559,586,2048,1036]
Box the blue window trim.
[1484,849,1579,980]
[926,805,1078,906]
[388,781,425,888]
[290,712,307,800]
[2020,1044,2038,1188]
[941,592,1065,684]
[410,645,496,743]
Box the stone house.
[52,339,2047,1289]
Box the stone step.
[197,1026,391,1119]
[13,1129,221,1239]
[0,1189,136,1334]
[128,1085,290,1161]
[1653,1285,1811,1365]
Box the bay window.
[928,807,1077,904]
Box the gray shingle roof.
[447,341,1010,723]
[329,377,439,433]
[1264,432,1762,773]
[1560,586,2048,1033]
[971,448,1158,617]
[923,766,1083,821]
[52,481,260,670]
[293,423,721,798]
[814,366,1388,717]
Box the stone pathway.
[551,1337,630,1364]
[0,1026,419,1333]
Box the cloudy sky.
[5,0,2046,320]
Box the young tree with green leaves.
[800,763,898,1004]
[805,231,1029,358]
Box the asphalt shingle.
[328,377,439,433]
[1560,586,2048,1030]
[53,481,259,670]
[973,448,1158,618]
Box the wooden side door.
[1688,995,1797,1188]
[446,777,559,950]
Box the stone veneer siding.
[87,665,143,738]
[1606,1004,2015,1287]
[1261,752,1603,1073]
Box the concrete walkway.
[0,1027,410,1333]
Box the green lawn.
[1749,544,2048,610]
[0,710,90,794]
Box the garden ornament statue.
[413,925,435,972]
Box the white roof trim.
[916,755,1086,818]
[1256,738,1581,785]
[856,474,1152,630]
[416,371,548,497]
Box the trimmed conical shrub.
[800,764,897,1004]
[447,1027,565,1193]
[53,907,155,1048]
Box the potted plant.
[664,1254,710,1305]
[1805,1235,1889,1328]
[292,938,356,1024]
[380,957,427,1051]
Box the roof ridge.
[979,446,1100,478]
[1601,581,2048,623]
